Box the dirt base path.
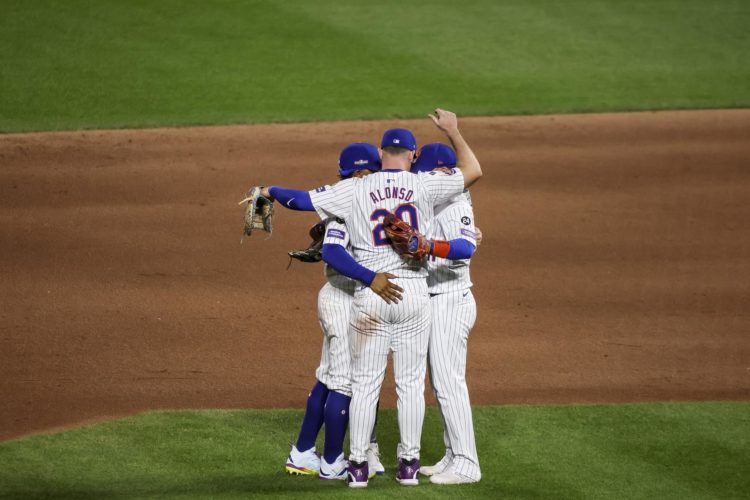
[1,110,748,441]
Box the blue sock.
[323,390,351,463]
[295,381,329,452]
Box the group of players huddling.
[258,109,483,487]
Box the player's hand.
[370,272,404,304]
[260,186,272,199]
[428,108,458,135]
[475,227,483,246]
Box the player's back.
[310,166,465,279]
[346,169,437,279]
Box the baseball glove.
[383,213,430,260]
[288,221,326,263]
[238,186,274,243]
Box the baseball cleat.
[319,453,348,480]
[366,442,385,477]
[346,460,369,488]
[285,444,320,476]
[429,466,480,485]
[396,458,420,486]
[419,455,452,476]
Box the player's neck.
[380,159,410,171]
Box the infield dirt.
[1,110,748,441]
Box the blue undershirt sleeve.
[268,186,314,211]
[446,238,476,260]
[322,244,377,286]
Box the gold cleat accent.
[286,466,316,476]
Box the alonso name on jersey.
[369,186,414,204]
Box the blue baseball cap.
[381,128,417,151]
[411,143,457,173]
[338,143,381,177]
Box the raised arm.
[429,109,482,188]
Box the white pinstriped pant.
[428,288,481,480]
[315,282,355,397]
[348,278,431,463]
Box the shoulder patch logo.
[315,186,327,193]
[461,216,471,225]
[326,229,346,240]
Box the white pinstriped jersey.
[312,167,465,463]
[427,288,481,479]
[424,193,481,479]
[315,218,357,395]
[321,217,357,293]
[310,169,465,279]
[426,192,476,293]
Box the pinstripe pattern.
[315,282,354,396]
[425,195,481,480]
[315,219,356,395]
[310,169,465,277]
[427,193,476,293]
[310,169,465,465]
[322,218,357,292]
[349,278,430,463]
[427,290,480,480]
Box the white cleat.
[285,444,320,476]
[319,453,348,480]
[419,455,452,476]
[429,467,480,485]
[366,442,385,478]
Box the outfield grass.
[1,0,748,132]
[0,403,747,499]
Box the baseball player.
[261,109,483,487]
[285,143,392,480]
[410,143,482,484]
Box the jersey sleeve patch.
[326,228,346,240]
[460,228,477,239]
[315,186,327,193]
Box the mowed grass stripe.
[0,403,748,499]
[1,0,749,132]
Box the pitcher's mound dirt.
[1,109,748,441]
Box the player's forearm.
[445,129,482,189]
[321,244,376,286]
[430,238,476,260]
[267,186,315,211]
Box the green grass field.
[1,0,748,132]
[2,2,749,498]
[1,403,748,499]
